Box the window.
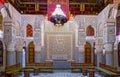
[26,24,33,37]
[86,25,94,36]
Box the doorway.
[28,41,34,63]
[85,42,91,63]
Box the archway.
[28,41,34,63]
[0,41,3,66]
[85,42,91,63]
[86,25,94,36]
[118,42,120,66]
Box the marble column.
[113,50,118,66]
[105,51,113,66]
[113,42,118,67]
[6,43,16,66]
[95,45,103,66]
[74,47,79,62]
[113,41,120,71]
[35,46,41,63]
[35,52,42,63]
[16,45,23,65]
[35,46,46,63]
[96,52,103,66]
[78,45,85,63]
[104,43,113,66]
[16,51,22,64]
[7,51,16,66]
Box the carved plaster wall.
[45,32,74,60]
[44,21,75,61]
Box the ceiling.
[7,0,113,15]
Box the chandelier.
[50,4,67,26]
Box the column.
[35,47,45,63]
[103,19,115,66]
[35,46,41,63]
[78,45,85,63]
[35,46,46,63]
[104,43,113,66]
[74,47,79,62]
[16,44,23,65]
[4,21,17,66]
[96,45,103,66]
[7,42,16,66]
[113,42,119,69]
[16,51,22,64]
[34,30,42,62]
[96,51,103,66]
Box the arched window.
[26,24,33,37]
[86,25,94,36]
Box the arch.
[84,42,91,63]
[26,24,33,37]
[0,41,3,66]
[28,41,34,63]
[86,25,94,36]
[118,42,120,66]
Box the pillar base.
[7,51,16,66]
[96,52,102,66]
[105,51,113,66]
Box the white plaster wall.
[97,4,116,37]
[7,3,21,36]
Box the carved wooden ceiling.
[7,0,113,15]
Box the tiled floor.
[19,72,103,77]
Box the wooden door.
[85,42,91,63]
[28,41,34,63]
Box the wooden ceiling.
[7,0,113,15]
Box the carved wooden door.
[28,41,34,63]
[85,42,91,63]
